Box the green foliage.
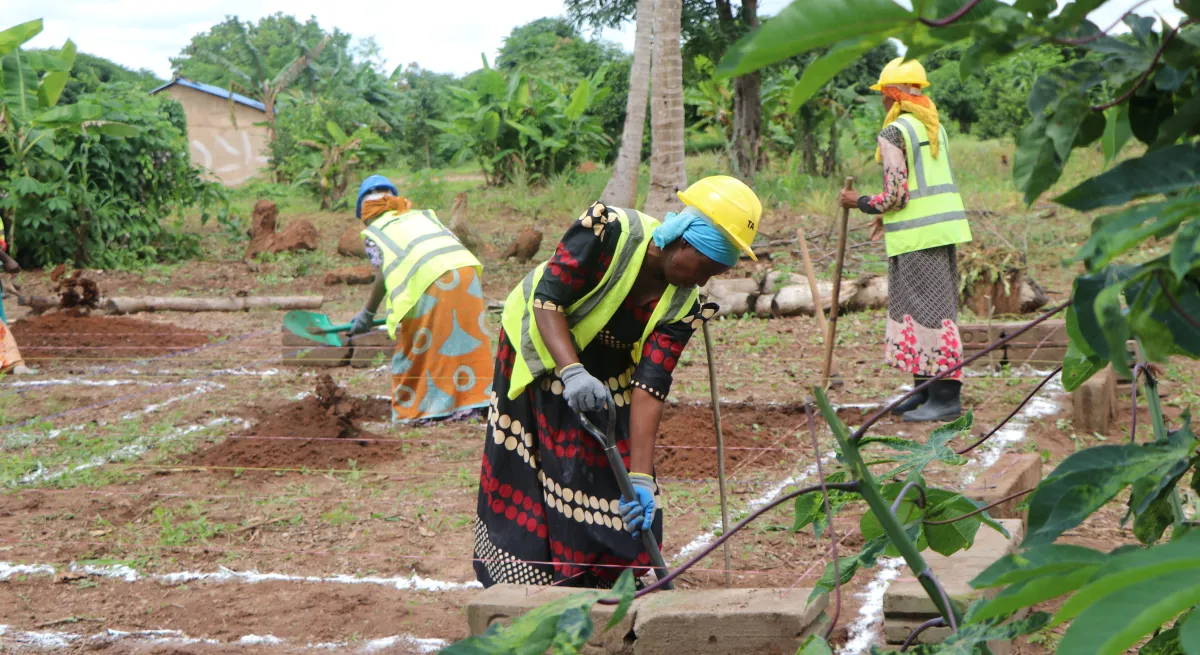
[433,59,612,186]
[290,120,388,210]
[391,64,458,169]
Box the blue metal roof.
[150,77,266,112]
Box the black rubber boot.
[891,375,930,415]
[903,380,963,422]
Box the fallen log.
[105,296,325,314]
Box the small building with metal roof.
[151,77,270,185]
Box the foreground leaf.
[1101,105,1132,167]
[811,535,888,601]
[1055,143,1200,211]
[717,0,913,77]
[789,34,890,108]
[0,18,42,59]
[1058,568,1200,655]
[879,413,972,479]
[1062,339,1106,392]
[799,634,834,655]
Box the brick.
[348,330,395,369]
[960,320,1067,369]
[883,519,1024,616]
[633,588,829,655]
[965,453,1043,520]
[1072,365,1117,434]
[466,584,636,654]
[884,616,1019,655]
[281,328,349,367]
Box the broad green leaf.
[1155,91,1200,148]
[972,565,1101,621]
[799,634,834,655]
[716,0,914,77]
[565,79,591,121]
[0,19,41,58]
[1171,220,1200,280]
[1075,200,1195,272]
[1124,268,1200,359]
[972,544,1107,588]
[442,587,602,654]
[1025,438,1197,548]
[36,39,75,109]
[1058,568,1200,655]
[1181,609,1200,654]
[1012,118,1059,206]
[1132,492,1175,545]
[2,51,39,122]
[1054,0,1109,30]
[550,606,593,654]
[481,111,500,141]
[1054,528,1200,626]
[32,102,102,126]
[1101,106,1132,168]
[1141,621,1185,655]
[325,121,349,146]
[924,608,1051,654]
[1056,143,1200,211]
[881,412,972,479]
[789,34,888,109]
[793,491,823,534]
[1062,339,1106,392]
[604,570,636,630]
[1094,284,1132,378]
[88,122,139,137]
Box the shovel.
[576,391,674,590]
[282,310,385,347]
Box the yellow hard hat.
[676,175,763,261]
[870,57,929,91]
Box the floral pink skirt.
[883,245,963,380]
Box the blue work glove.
[348,308,376,336]
[559,363,607,413]
[619,473,657,539]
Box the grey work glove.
[348,308,376,336]
[559,363,607,413]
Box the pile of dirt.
[193,374,397,471]
[655,404,809,479]
[9,313,217,361]
[245,199,320,259]
[51,267,101,310]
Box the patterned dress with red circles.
[473,202,715,589]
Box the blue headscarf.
[652,206,740,267]
[356,174,398,219]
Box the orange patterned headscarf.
[360,194,414,223]
[877,85,941,163]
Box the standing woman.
[840,57,972,422]
[0,220,33,376]
[346,175,493,421]
[473,177,761,588]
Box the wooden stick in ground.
[822,177,855,388]
[701,320,733,588]
[797,228,841,388]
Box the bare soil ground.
[0,209,1191,654]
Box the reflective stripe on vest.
[363,210,481,339]
[500,208,700,400]
[882,115,973,257]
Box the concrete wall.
[160,85,270,186]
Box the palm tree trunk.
[644,0,687,218]
[600,0,656,209]
[730,0,761,181]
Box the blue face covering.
[651,206,740,267]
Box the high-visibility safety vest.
[361,209,482,339]
[501,208,700,400]
[883,114,973,257]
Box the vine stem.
[852,301,1072,444]
[596,481,862,604]
[918,0,985,27]
[805,404,840,640]
[956,365,1062,455]
[891,481,927,514]
[901,617,946,651]
[922,488,1035,525]
[1158,271,1200,331]
[1092,19,1195,111]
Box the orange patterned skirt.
[1,290,23,373]
[390,267,493,421]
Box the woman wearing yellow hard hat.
[473,176,761,588]
[839,56,973,422]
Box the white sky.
[1,0,1184,80]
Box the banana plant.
[0,18,135,251]
[293,120,387,210]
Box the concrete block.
[965,453,1043,520]
[466,584,636,654]
[348,329,395,369]
[465,586,830,655]
[883,519,1024,617]
[884,616,1018,654]
[958,324,1002,368]
[633,588,829,655]
[281,328,349,367]
[1072,365,1117,434]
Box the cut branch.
[901,616,946,651]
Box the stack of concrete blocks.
[281,328,394,369]
[467,586,831,655]
[881,453,1044,653]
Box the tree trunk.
[730,0,761,181]
[600,0,656,209]
[822,113,840,177]
[644,0,688,218]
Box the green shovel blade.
[282,311,348,347]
